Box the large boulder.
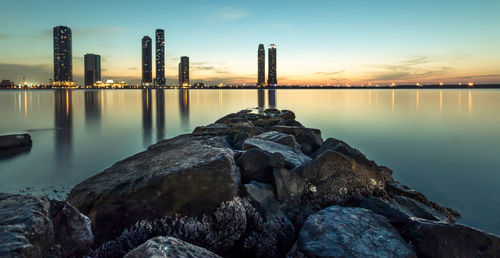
[298,206,415,257]
[312,137,377,167]
[277,150,391,201]
[124,236,221,258]
[0,193,93,257]
[236,149,285,183]
[269,125,322,155]
[0,134,32,151]
[252,131,301,150]
[402,219,500,258]
[242,138,311,169]
[244,181,282,219]
[66,134,240,243]
[192,123,230,136]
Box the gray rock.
[228,124,265,149]
[312,137,377,167]
[242,138,311,169]
[403,219,500,258]
[244,181,282,219]
[298,206,415,258]
[192,123,230,136]
[290,150,390,201]
[269,126,322,155]
[360,197,415,223]
[253,131,301,150]
[66,134,239,244]
[0,134,32,151]
[236,149,284,183]
[0,193,93,257]
[124,236,221,258]
[273,168,306,202]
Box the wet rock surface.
[124,236,221,258]
[0,193,93,257]
[5,108,498,257]
[0,134,32,151]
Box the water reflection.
[84,90,101,131]
[142,89,152,147]
[179,89,190,130]
[268,89,276,109]
[156,89,165,142]
[54,90,72,161]
[257,89,265,113]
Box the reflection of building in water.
[142,89,152,147]
[156,89,165,142]
[268,89,276,109]
[54,89,72,160]
[179,89,190,130]
[258,89,265,113]
[84,90,101,131]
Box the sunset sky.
[1,0,499,85]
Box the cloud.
[191,62,230,74]
[445,74,500,80]
[315,70,345,76]
[366,55,453,81]
[215,7,250,20]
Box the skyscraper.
[267,44,277,86]
[155,29,166,87]
[84,54,101,87]
[257,44,265,87]
[53,26,73,85]
[142,36,152,86]
[178,56,189,87]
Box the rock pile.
[1,109,499,257]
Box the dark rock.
[252,131,301,150]
[228,124,265,149]
[298,206,415,257]
[264,109,296,120]
[242,138,311,169]
[0,134,32,151]
[312,137,377,167]
[244,181,282,219]
[124,236,221,258]
[193,123,230,136]
[236,149,284,183]
[361,197,415,223]
[66,134,239,244]
[289,150,390,201]
[277,119,304,127]
[402,219,500,258]
[393,195,449,222]
[273,168,306,202]
[269,125,322,155]
[0,193,93,257]
[215,111,252,127]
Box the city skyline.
[1,0,500,85]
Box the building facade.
[155,29,166,87]
[53,26,73,84]
[267,44,277,86]
[84,54,101,87]
[142,36,152,86]
[257,44,266,87]
[178,56,189,87]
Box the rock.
[0,134,32,151]
[392,195,449,222]
[0,193,93,257]
[360,197,415,223]
[242,138,311,169]
[192,123,230,136]
[236,149,285,183]
[228,124,265,150]
[244,181,282,219]
[289,150,390,201]
[124,236,221,258]
[312,137,377,167]
[402,219,500,258]
[66,134,239,244]
[269,126,322,155]
[277,119,304,127]
[273,168,306,202]
[252,131,301,150]
[298,206,415,258]
[215,111,252,126]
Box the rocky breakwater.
[2,109,499,257]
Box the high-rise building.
[257,44,266,87]
[267,44,277,86]
[84,54,101,87]
[53,26,73,85]
[142,36,152,86]
[178,56,189,87]
[155,29,166,87]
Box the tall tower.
[53,26,73,84]
[142,36,152,86]
[178,56,189,87]
[267,44,277,86]
[84,54,101,87]
[155,29,166,87]
[257,44,265,87]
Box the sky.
[1,0,500,85]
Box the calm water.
[0,89,499,234]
